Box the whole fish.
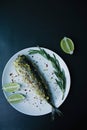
[13,55,62,119]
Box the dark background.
[0,0,87,130]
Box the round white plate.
[2,47,71,116]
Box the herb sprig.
[29,47,66,99]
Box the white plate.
[2,47,71,116]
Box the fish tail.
[51,106,63,120]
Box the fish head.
[13,55,31,75]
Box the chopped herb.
[10,73,13,76]
[24,89,27,91]
[46,64,48,67]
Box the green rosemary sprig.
[29,47,66,99]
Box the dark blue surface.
[0,1,87,130]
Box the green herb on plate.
[29,47,66,99]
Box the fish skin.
[13,55,50,101]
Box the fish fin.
[55,108,63,116]
[51,107,63,120]
[51,107,55,120]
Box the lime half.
[7,93,25,103]
[2,82,20,92]
[60,37,74,54]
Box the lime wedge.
[3,82,20,92]
[60,37,74,54]
[7,93,25,103]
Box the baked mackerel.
[13,55,62,119]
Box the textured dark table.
[0,1,87,130]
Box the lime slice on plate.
[7,93,25,103]
[2,82,20,92]
[60,37,74,54]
